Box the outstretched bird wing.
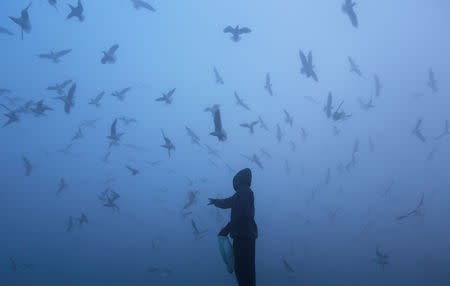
[223,26,235,34]
[110,119,117,137]
[55,49,72,58]
[238,27,251,34]
[108,44,119,55]
[299,50,308,67]
[37,52,53,59]
[213,108,223,132]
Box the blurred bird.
[435,120,449,140]
[348,57,362,76]
[155,88,176,104]
[324,92,333,118]
[67,0,84,21]
[130,0,156,12]
[412,118,426,142]
[342,0,358,28]
[38,49,72,63]
[47,80,72,95]
[427,68,438,93]
[22,156,32,176]
[223,25,251,42]
[101,44,119,64]
[126,165,140,176]
[208,105,227,141]
[161,130,175,157]
[54,83,76,114]
[111,87,131,101]
[283,109,294,127]
[213,66,224,85]
[9,3,32,39]
[265,73,273,96]
[240,120,259,134]
[299,49,318,81]
[107,118,124,148]
[234,91,250,110]
[374,75,382,97]
[89,91,104,107]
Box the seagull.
[209,105,227,141]
[348,57,362,76]
[412,118,426,142]
[265,73,273,96]
[38,49,72,63]
[155,88,176,104]
[374,75,382,97]
[56,178,67,196]
[126,165,140,176]
[427,68,438,93]
[276,124,283,143]
[299,49,318,81]
[47,80,72,95]
[30,100,53,116]
[160,130,175,157]
[213,66,224,84]
[54,83,76,114]
[283,109,293,127]
[101,44,119,64]
[342,0,358,28]
[130,0,156,12]
[223,25,251,42]
[67,0,84,22]
[22,156,32,176]
[240,120,259,134]
[89,91,104,107]
[234,91,250,110]
[107,118,124,148]
[71,128,83,141]
[185,126,200,145]
[111,87,131,101]
[9,3,32,39]
[324,92,333,118]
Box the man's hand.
[218,227,229,237]
[208,198,217,206]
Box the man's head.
[233,168,252,191]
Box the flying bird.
[47,80,72,95]
[155,88,176,104]
[160,130,175,157]
[412,118,426,142]
[38,49,72,63]
[283,110,294,127]
[348,57,362,76]
[208,105,227,141]
[213,66,224,85]
[30,100,53,116]
[48,0,57,9]
[396,193,424,220]
[9,3,32,39]
[126,165,140,176]
[22,156,32,176]
[89,91,104,107]
[78,213,88,226]
[101,44,119,64]
[111,87,131,101]
[240,120,259,134]
[299,50,318,81]
[265,73,273,96]
[56,178,67,196]
[276,124,283,143]
[243,154,263,170]
[223,25,251,42]
[357,97,375,111]
[130,0,156,12]
[234,91,250,110]
[342,0,358,28]
[427,68,438,93]
[67,0,84,21]
[300,128,308,141]
[324,92,333,118]
[71,128,83,141]
[107,118,124,148]
[54,83,76,114]
[258,116,269,131]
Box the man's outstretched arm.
[208,195,235,209]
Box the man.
[209,168,258,286]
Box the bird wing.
[307,51,313,65]
[311,71,318,82]
[213,108,223,132]
[111,119,117,137]
[67,83,76,102]
[299,50,308,67]
[108,44,119,55]
[414,118,422,131]
[95,91,104,102]
[415,131,426,142]
[60,80,72,89]
[55,49,72,58]
[38,53,52,59]
[167,88,176,97]
[0,26,14,35]
[238,27,251,34]
[240,123,250,128]
[347,8,358,28]
[223,26,234,34]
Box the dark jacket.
[214,168,258,239]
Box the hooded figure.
[209,168,257,286]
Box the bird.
[0,26,14,36]
[427,68,438,93]
[89,91,104,107]
[265,73,273,96]
[130,0,156,12]
[185,126,200,145]
[374,75,382,97]
[234,92,250,110]
[71,128,83,141]
[126,165,140,176]
[324,92,333,118]
[348,57,362,76]
[101,44,119,64]
[276,124,283,143]
[48,0,57,9]
[357,97,375,111]
[37,49,72,63]
[111,87,131,101]
[240,120,259,134]
[107,119,124,148]
[223,25,251,42]
[22,156,32,176]
[208,105,227,142]
[412,118,426,142]
[56,178,67,196]
[54,83,76,114]
[160,130,175,157]
[213,67,224,85]
[342,0,358,28]
[155,88,176,104]
[9,3,32,40]
[30,100,53,116]
[67,0,84,21]
[47,80,72,95]
[299,50,318,81]
[435,120,449,140]
[283,110,293,127]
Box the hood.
[233,168,252,192]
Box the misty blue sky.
[1,0,450,285]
